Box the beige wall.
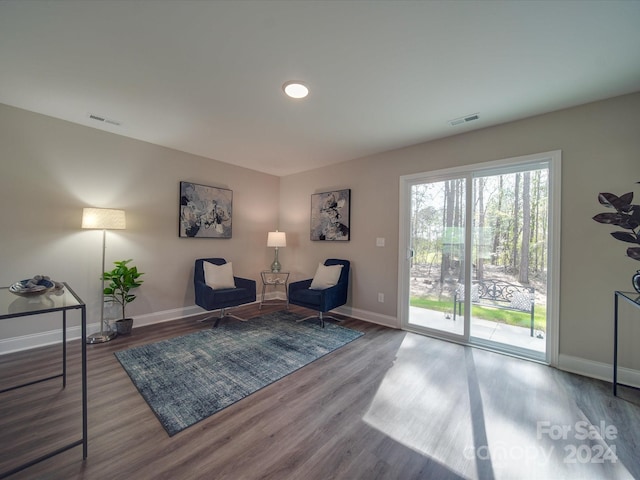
[280,92,640,370]
[2,93,639,377]
[0,104,280,339]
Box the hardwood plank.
[1,304,639,479]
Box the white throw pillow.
[203,261,236,290]
[309,263,343,290]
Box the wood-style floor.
[1,304,639,480]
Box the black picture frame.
[310,189,351,241]
[179,181,232,238]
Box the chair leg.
[200,308,248,328]
[224,310,249,323]
[296,314,320,325]
[198,312,220,325]
[212,310,226,328]
[296,311,342,328]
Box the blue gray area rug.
[114,310,363,436]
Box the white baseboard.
[558,353,640,389]
[4,305,638,392]
[334,306,400,329]
[132,305,209,327]
[0,302,390,354]
[0,305,208,355]
[263,292,285,301]
[0,328,80,355]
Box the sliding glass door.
[399,152,560,363]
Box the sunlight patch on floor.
[362,333,633,479]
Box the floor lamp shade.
[82,208,126,344]
[81,208,126,230]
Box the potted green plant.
[103,259,144,335]
[593,182,640,292]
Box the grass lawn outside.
[410,296,547,332]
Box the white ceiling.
[1,1,639,177]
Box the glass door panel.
[469,168,548,360]
[408,178,466,337]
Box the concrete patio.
[409,306,545,353]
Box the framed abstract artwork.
[310,189,351,241]
[179,181,232,238]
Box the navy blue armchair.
[194,258,256,327]
[288,259,350,327]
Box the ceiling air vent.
[448,113,480,127]
[87,113,122,127]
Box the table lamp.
[267,231,286,273]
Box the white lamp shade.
[81,208,126,230]
[267,231,286,247]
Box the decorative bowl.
[9,279,55,296]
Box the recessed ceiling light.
[283,81,309,99]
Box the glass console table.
[613,291,640,396]
[0,283,87,478]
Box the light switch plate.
[376,237,385,247]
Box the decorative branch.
[593,182,640,261]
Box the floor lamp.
[82,207,126,344]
